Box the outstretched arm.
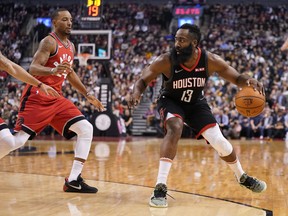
[67,70,105,112]
[129,54,171,108]
[207,52,264,95]
[0,52,59,97]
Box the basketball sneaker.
[239,173,267,193]
[63,174,98,193]
[149,183,168,208]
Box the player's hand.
[86,94,105,112]
[39,83,60,97]
[51,62,73,76]
[128,94,141,109]
[246,78,265,96]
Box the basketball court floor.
[0,137,285,215]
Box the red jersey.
[0,117,8,131]
[34,32,74,93]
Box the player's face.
[171,29,195,64]
[54,11,73,36]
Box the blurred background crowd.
[0,0,287,140]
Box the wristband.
[37,83,43,88]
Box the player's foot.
[149,183,168,208]
[63,174,98,193]
[239,173,267,193]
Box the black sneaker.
[63,174,98,193]
[239,173,267,193]
[149,183,168,207]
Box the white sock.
[68,160,84,182]
[227,158,245,182]
[156,158,172,185]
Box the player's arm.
[130,54,171,107]
[280,38,288,51]
[207,52,264,95]
[0,52,59,97]
[66,71,105,112]
[29,37,71,76]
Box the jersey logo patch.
[195,67,205,72]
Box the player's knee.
[202,125,233,157]
[211,134,233,156]
[166,118,183,137]
[70,120,93,137]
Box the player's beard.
[170,43,193,65]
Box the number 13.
[181,90,193,102]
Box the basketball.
[234,86,265,117]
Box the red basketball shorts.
[15,86,85,139]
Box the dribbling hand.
[246,78,265,96]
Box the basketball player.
[13,8,105,193]
[0,52,59,159]
[129,24,267,208]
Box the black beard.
[170,44,193,65]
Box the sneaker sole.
[149,200,168,208]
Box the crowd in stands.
[0,2,288,140]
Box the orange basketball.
[234,86,265,117]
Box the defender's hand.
[51,62,73,76]
[128,94,141,109]
[39,83,60,97]
[86,94,105,112]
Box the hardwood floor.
[0,137,286,215]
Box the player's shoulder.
[38,35,57,52]
[152,53,171,65]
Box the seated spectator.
[227,110,242,139]
[240,116,252,139]
[259,109,274,140]
[143,103,157,128]
[250,114,264,139]
[272,108,286,139]
[121,108,133,136]
[215,109,229,137]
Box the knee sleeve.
[202,124,233,157]
[0,129,15,159]
[13,131,30,151]
[69,120,93,160]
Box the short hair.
[51,8,69,21]
[179,23,201,46]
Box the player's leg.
[63,119,97,193]
[0,118,30,158]
[150,97,184,208]
[201,124,267,193]
[0,124,15,159]
[50,98,97,193]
